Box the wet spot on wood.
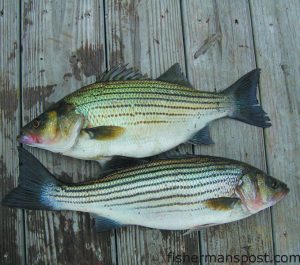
[0,78,18,117]
[23,1,33,33]
[69,43,104,81]
[194,32,222,59]
[109,34,125,64]
[8,42,18,60]
[238,44,249,48]
[161,8,168,19]
[23,84,57,110]
[63,73,72,81]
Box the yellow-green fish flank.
[18,64,271,160]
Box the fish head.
[18,104,84,153]
[236,171,289,214]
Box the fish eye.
[32,119,40,128]
[271,180,278,189]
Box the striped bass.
[2,148,288,233]
[17,64,271,161]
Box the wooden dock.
[1,0,299,264]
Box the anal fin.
[188,125,214,145]
[183,223,218,236]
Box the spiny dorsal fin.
[156,63,194,88]
[96,64,148,82]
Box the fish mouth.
[17,132,36,145]
[276,186,289,201]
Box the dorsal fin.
[156,63,194,88]
[96,64,148,82]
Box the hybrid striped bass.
[17,64,271,161]
[2,148,288,233]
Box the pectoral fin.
[188,125,214,145]
[203,197,240,211]
[83,126,125,140]
[92,215,125,232]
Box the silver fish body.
[2,149,288,232]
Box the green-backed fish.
[17,64,271,160]
[2,148,288,233]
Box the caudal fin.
[2,148,61,210]
[224,69,271,128]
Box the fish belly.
[74,204,248,230]
[63,113,225,159]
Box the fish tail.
[223,69,271,128]
[2,148,62,210]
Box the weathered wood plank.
[250,0,300,260]
[21,1,116,264]
[182,0,274,263]
[105,1,200,264]
[0,1,24,265]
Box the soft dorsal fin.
[156,63,193,88]
[91,215,125,232]
[96,64,148,82]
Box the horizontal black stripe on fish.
[92,103,220,111]
[53,170,239,202]
[75,90,225,102]
[75,97,228,109]
[54,178,237,206]
[59,162,240,193]
[96,111,199,119]
[59,163,240,194]
[73,81,223,98]
[60,160,231,190]
[54,184,227,206]
[57,168,238,198]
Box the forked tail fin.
[2,148,61,210]
[223,69,271,128]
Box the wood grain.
[21,1,116,264]
[2,0,299,264]
[181,0,274,263]
[250,0,300,259]
[105,1,199,264]
[0,1,24,265]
